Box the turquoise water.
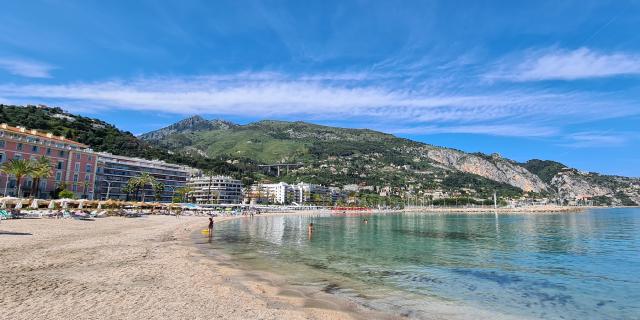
[211,209,640,319]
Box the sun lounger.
[0,209,12,220]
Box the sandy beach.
[0,214,380,320]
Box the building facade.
[0,124,98,199]
[187,175,243,204]
[292,182,333,205]
[94,153,192,202]
[246,182,294,204]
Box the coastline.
[0,213,363,320]
[0,206,599,319]
[401,204,586,214]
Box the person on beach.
[208,217,214,237]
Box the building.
[94,153,192,202]
[187,175,242,204]
[0,124,98,199]
[292,182,333,205]
[246,182,294,204]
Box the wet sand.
[0,214,370,320]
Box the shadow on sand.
[0,231,33,236]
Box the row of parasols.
[0,197,182,210]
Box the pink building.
[0,124,98,199]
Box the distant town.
[3,123,636,209]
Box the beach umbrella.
[15,201,23,209]
[78,200,84,209]
[48,200,55,209]
[30,199,39,209]
[97,202,103,210]
[1,201,6,209]
[62,201,68,209]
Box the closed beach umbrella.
[15,201,23,209]
[97,202,103,210]
[62,201,68,209]
[30,199,39,209]
[48,201,55,209]
[1,201,6,209]
[78,201,84,209]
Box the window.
[31,145,38,153]
[57,161,64,170]
[72,184,77,192]
[73,174,79,182]
[85,174,90,181]
[55,172,62,181]
[86,164,92,173]
[13,154,22,160]
[75,153,81,160]
[87,155,92,161]
[74,163,80,172]
[0,153,4,163]
[59,150,65,157]
[0,140,4,148]
[46,148,51,155]
[17,143,23,151]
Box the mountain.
[141,116,640,205]
[1,105,636,205]
[0,105,252,177]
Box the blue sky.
[0,1,639,176]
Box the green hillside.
[0,105,251,176]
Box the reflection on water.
[212,209,640,319]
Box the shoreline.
[0,206,617,319]
[0,213,361,320]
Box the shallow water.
[211,208,640,319]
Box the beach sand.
[0,214,374,320]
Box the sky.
[0,0,639,176]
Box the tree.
[59,189,75,199]
[128,172,159,202]
[153,182,165,201]
[30,156,52,198]
[204,169,216,204]
[1,159,35,197]
[175,186,194,203]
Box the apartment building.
[94,153,192,202]
[186,175,243,204]
[0,124,97,198]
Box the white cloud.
[0,58,55,78]
[389,124,559,137]
[561,131,631,148]
[487,47,640,81]
[0,72,636,139]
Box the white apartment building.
[292,182,333,204]
[246,182,293,204]
[187,175,243,204]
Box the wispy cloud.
[389,124,559,137]
[0,57,55,78]
[561,131,632,148]
[0,71,637,140]
[487,47,640,81]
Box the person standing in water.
[307,223,314,240]
[208,217,214,237]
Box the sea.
[207,208,640,319]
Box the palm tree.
[203,169,216,204]
[130,172,158,202]
[1,159,35,197]
[30,156,52,198]
[153,182,165,201]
